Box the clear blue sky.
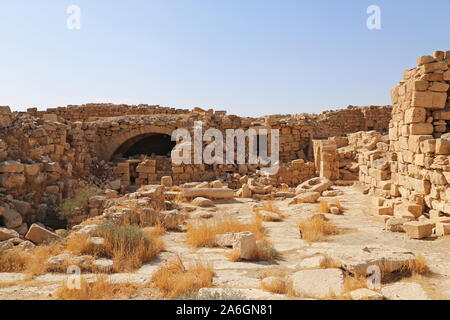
[1,0,450,116]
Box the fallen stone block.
[215,231,257,260]
[182,188,235,199]
[161,176,173,187]
[289,192,320,204]
[385,217,408,232]
[25,223,59,244]
[435,223,450,236]
[324,245,415,279]
[0,227,19,241]
[191,197,215,208]
[290,269,344,299]
[403,221,434,239]
[295,177,333,195]
[2,208,23,229]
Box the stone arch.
[95,126,176,162]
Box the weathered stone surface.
[325,245,415,278]
[183,188,235,199]
[0,227,20,241]
[350,288,384,300]
[381,282,430,300]
[92,258,114,272]
[436,223,450,236]
[191,197,215,208]
[25,223,58,244]
[215,232,257,260]
[403,221,434,239]
[290,192,321,204]
[295,177,332,195]
[2,208,23,229]
[290,269,344,299]
[160,176,173,187]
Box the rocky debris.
[88,237,105,250]
[1,208,23,229]
[349,288,384,300]
[161,176,173,187]
[435,222,450,236]
[257,210,281,221]
[0,227,19,241]
[239,184,252,198]
[295,177,333,195]
[289,192,320,205]
[73,224,99,235]
[403,221,434,239]
[381,282,430,300]
[298,255,326,269]
[190,211,213,219]
[182,188,235,199]
[215,232,257,260]
[47,253,72,271]
[25,223,59,244]
[290,269,344,299]
[161,210,185,230]
[385,217,408,232]
[92,258,114,272]
[191,197,215,208]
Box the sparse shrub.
[94,222,164,272]
[57,187,102,219]
[298,215,338,242]
[55,275,138,300]
[260,277,287,294]
[186,217,266,248]
[253,203,284,222]
[408,255,430,276]
[151,257,214,298]
[0,247,31,272]
[318,201,330,213]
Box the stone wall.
[388,51,450,216]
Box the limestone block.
[409,123,433,135]
[290,269,344,299]
[436,223,450,236]
[0,161,24,173]
[435,138,450,155]
[404,108,426,124]
[0,227,20,241]
[25,224,59,244]
[403,221,434,239]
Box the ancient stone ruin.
[0,51,449,300]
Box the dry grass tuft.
[55,275,138,300]
[318,201,330,214]
[95,222,164,272]
[319,256,342,269]
[343,275,368,293]
[260,278,287,294]
[226,239,280,263]
[186,217,265,248]
[151,256,214,298]
[0,247,31,272]
[298,215,338,242]
[408,255,430,276]
[318,200,345,214]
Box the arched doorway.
[112,133,176,159]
